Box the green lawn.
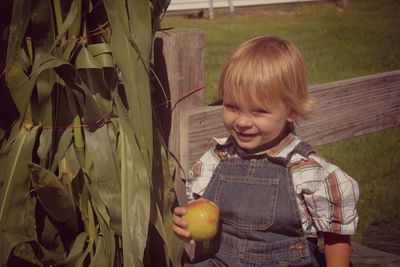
[163,0,400,104]
[162,0,400,242]
[317,127,400,242]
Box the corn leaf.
[89,198,116,267]
[37,129,52,166]
[118,118,151,267]
[49,0,80,54]
[60,140,81,179]
[103,0,155,265]
[1,0,182,266]
[0,124,38,264]
[35,69,57,126]
[5,0,31,74]
[84,124,121,235]
[103,0,153,163]
[64,232,88,267]
[75,44,115,117]
[50,128,74,172]
[149,130,184,267]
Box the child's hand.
[172,206,195,245]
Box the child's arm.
[291,152,359,266]
[323,232,351,267]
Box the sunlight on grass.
[162,0,400,104]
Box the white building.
[168,0,319,12]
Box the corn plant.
[0,0,182,266]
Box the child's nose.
[235,113,252,128]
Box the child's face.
[223,97,297,153]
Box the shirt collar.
[213,132,302,159]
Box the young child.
[173,36,359,267]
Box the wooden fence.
[154,29,400,206]
[154,28,400,263]
[180,70,400,173]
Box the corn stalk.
[0,0,182,266]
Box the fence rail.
[154,28,400,262]
[154,29,400,205]
[179,70,400,172]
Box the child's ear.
[287,110,299,122]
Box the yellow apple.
[183,199,220,241]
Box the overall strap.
[286,141,315,163]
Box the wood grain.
[180,70,400,172]
[154,29,205,206]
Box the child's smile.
[222,99,297,153]
[235,132,258,142]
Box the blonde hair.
[218,36,314,120]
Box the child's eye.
[224,104,237,110]
[252,108,269,114]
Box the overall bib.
[186,142,320,267]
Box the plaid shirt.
[186,133,359,238]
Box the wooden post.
[208,0,214,19]
[208,0,234,19]
[227,0,235,16]
[153,29,205,207]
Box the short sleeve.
[295,155,360,235]
[185,148,221,200]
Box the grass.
[162,0,400,104]
[317,127,400,241]
[162,0,400,242]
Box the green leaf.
[103,0,153,167]
[50,0,80,53]
[89,200,117,267]
[50,128,74,172]
[147,128,183,267]
[5,0,31,73]
[5,63,32,123]
[0,124,38,265]
[35,69,56,126]
[60,141,81,179]
[2,0,181,266]
[75,44,116,116]
[103,0,157,265]
[64,232,88,267]
[83,123,121,235]
[37,129,52,166]
[118,123,151,267]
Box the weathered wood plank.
[180,70,400,173]
[153,29,205,205]
[351,243,400,266]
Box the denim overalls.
[186,141,320,267]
